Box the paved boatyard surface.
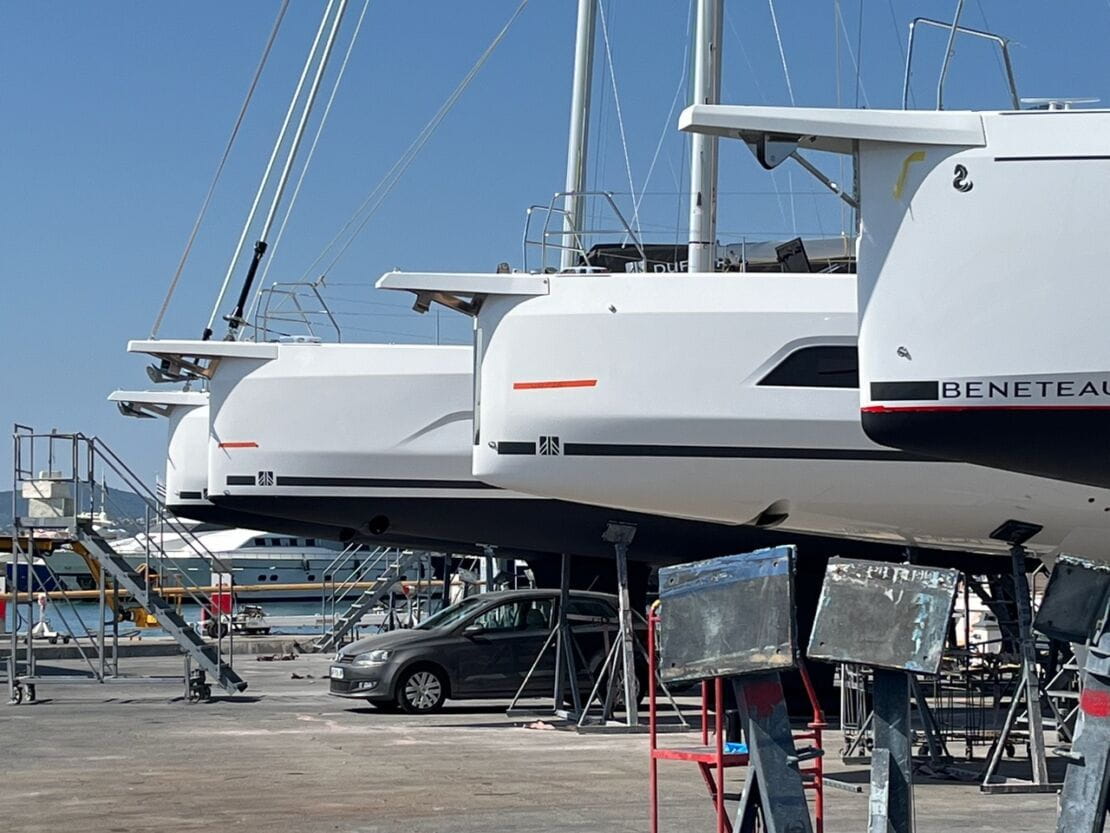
[3,654,1056,833]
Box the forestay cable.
[204,0,338,340]
[632,0,693,223]
[222,0,351,337]
[834,1,871,107]
[302,0,530,281]
[245,0,374,330]
[597,0,641,239]
[149,0,290,339]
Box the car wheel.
[396,666,447,714]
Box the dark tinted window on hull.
[759,345,859,388]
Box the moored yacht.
[44,520,377,601]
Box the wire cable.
[766,0,795,105]
[244,0,373,330]
[631,0,693,223]
[148,0,290,339]
[597,0,641,239]
[834,1,871,107]
[205,0,338,337]
[302,0,530,281]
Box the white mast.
[559,0,598,271]
[687,0,723,273]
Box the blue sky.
[4,1,1110,486]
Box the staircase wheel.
[9,686,23,705]
[201,684,212,701]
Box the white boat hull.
[456,270,1110,562]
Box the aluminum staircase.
[76,522,247,695]
[312,551,422,653]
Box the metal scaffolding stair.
[75,522,247,695]
[312,551,422,653]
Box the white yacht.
[44,519,378,601]
[122,339,948,585]
[376,258,1110,565]
[679,104,1110,489]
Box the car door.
[452,600,527,697]
[513,597,556,695]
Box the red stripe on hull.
[513,379,598,390]
[862,404,1110,414]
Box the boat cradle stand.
[809,557,960,833]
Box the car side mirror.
[463,623,485,636]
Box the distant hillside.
[0,483,149,534]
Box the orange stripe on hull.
[218,441,259,449]
[513,379,597,390]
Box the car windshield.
[416,596,486,631]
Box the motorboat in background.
[42,519,387,602]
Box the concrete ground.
[2,654,1058,833]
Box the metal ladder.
[9,427,246,699]
[312,551,422,653]
[75,523,246,695]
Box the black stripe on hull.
[209,493,1018,575]
[274,475,494,490]
[495,441,933,462]
[861,409,1110,488]
[561,443,931,462]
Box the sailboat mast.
[560,0,597,271]
[687,0,723,273]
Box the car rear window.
[564,598,616,621]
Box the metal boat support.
[659,546,818,832]
[809,558,960,833]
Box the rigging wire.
[766,0,799,234]
[724,7,788,230]
[766,0,795,105]
[632,0,694,224]
[834,1,871,107]
[300,0,530,282]
[257,1,349,245]
[148,0,290,339]
[853,0,865,108]
[597,0,641,240]
[243,0,373,330]
[973,0,1015,104]
[587,0,615,240]
[204,0,339,339]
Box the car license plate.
[330,666,344,680]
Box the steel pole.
[614,542,638,725]
[559,0,597,271]
[687,0,723,273]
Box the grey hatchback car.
[329,589,641,713]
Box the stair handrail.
[12,428,243,690]
[313,550,418,651]
[19,432,230,657]
[326,548,399,630]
